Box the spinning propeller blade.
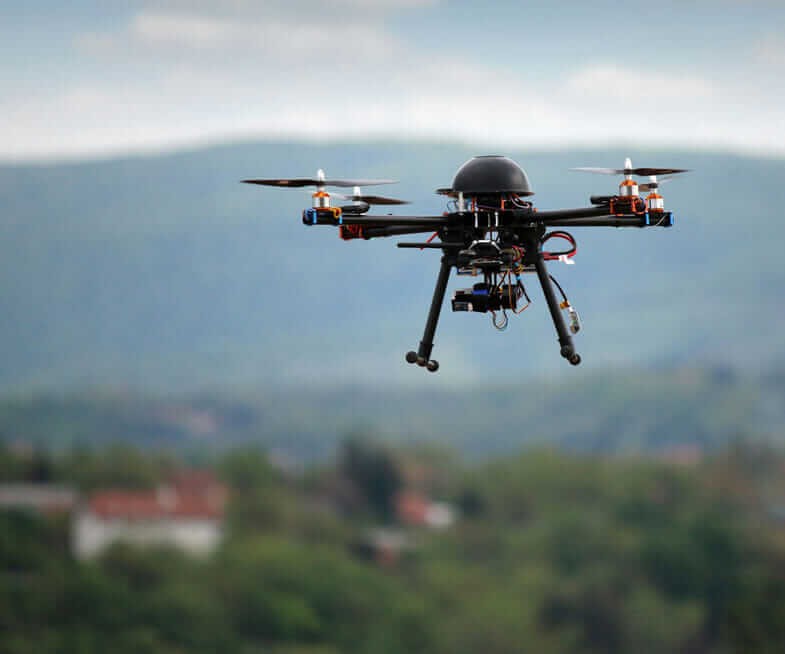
[335,186,409,205]
[243,170,397,188]
[571,158,689,177]
[638,174,678,192]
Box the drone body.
[244,156,686,372]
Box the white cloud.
[4,57,784,161]
[76,8,403,70]
[128,10,397,53]
[5,5,785,160]
[566,65,715,102]
[132,11,243,46]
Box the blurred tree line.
[2,437,785,653]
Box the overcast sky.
[2,1,784,161]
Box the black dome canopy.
[442,155,534,197]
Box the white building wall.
[425,502,455,529]
[72,510,223,559]
[0,484,77,512]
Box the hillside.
[1,142,784,391]
[1,367,780,459]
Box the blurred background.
[1,1,785,652]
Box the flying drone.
[244,157,687,372]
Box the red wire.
[419,231,439,251]
[542,231,577,261]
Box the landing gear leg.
[533,253,581,366]
[406,255,453,372]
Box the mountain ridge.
[1,140,782,391]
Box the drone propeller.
[638,174,677,193]
[335,186,409,205]
[243,169,397,188]
[571,158,689,177]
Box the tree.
[339,436,402,522]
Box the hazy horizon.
[4,134,785,168]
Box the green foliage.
[727,570,785,654]
[2,441,785,653]
[0,510,64,574]
[59,444,173,490]
[218,446,277,491]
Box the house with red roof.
[72,470,228,559]
[395,491,455,529]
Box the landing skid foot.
[559,344,582,366]
[405,351,439,372]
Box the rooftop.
[85,470,227,521]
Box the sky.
[2,0,784,161]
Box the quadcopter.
[244,156,686,372]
